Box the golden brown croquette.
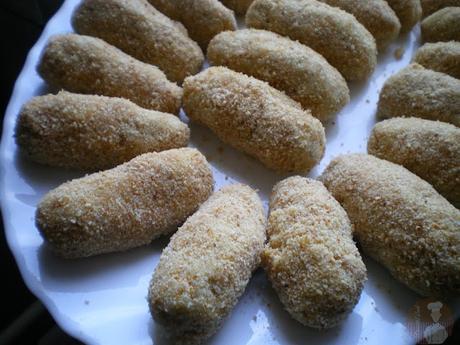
[421,0,460,17]
[421,7,460,42]
[385,0,422,33]
[413,41,460,79]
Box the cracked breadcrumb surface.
[37,34,182,114]
[385,0,422,33]
[320,154,460,297]
[36,148,214,259]
[148,184,266,345]
[72,0,204,83]
[220,0,254,14]
[377,63,460,127]
[263,177,366,329]
[147,0,236,49]
[421,7,460,42]
[207,29,349,122]
[421,0,460,17]
[368,118,460,207]
[15,91,189,171]
[413,41,460,79]
[246,0,377,81]
[182,66,326,173]
[317,0,401,50]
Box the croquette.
[15,91,189,170]
[377,64,460,127]
[246,0,377,81]
[320,154,460,297]
[263,177,366,329]
[182,67,326,173]
[36,148,213,258]
[207,29,350,122]
[149,184,266,345]
[385,0,422,33]
[368,117,460,207]
[72,0,204,83]
[413,41,460,79]
[220,0,254,14]
[421,0,460,17]
[421,7,460,42]
[37,34,182,114]
[147,0,237,48]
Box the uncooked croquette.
[413,41,460,79]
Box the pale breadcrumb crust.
[37,34,182,114]
[149,184,266,345]
[220,0,254,14]
[320,154,460,297]
[385,0,422,33]
[421,7,460,43]
[317,0,401,50]
[368,117,460,207]
[246,0,377,81]
[413,41,460,79]
[183,66,326,173]
[263,177,366,329]
[421,0,460,17]
[147,0,237,49]
[72,0,204,83]
[36,148,214,259]
[15,91,189,170]
[377,63,460,127]
[207,29,349,122]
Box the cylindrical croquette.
[385,0,422,33]
[220,0,254,14]
[37,34,182,114]
[317,0,401,50]
[148,184,266,344]
[320,154,460,297]
[182,67,326,173]
[246,0,377,81]
[147,0,237,48]
[413,41,460,79]
[263,177,366,329]
[421,7,460,42]
[15,91,190,171]
[72,0,204,83]
[377,64,460,127]
[368,117,460,207]
[207,29,350,122]
[36,148,214,258]
[421,0,460,17]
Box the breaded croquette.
[317,0,401,50]
[15,91,189,170]
[182,67,326,173]
[368,117,460,207]
[72,0,204,83]
[320,154,460,297]
[421,0,460,17]
[207,29,349,122]
[147,0,237,49]
[220,0,254,14]
[263,177,366,329]
[246,0,377,81]
[377,64,460,127]
[385,0,422,33]
[36,148,213,258]
[413,41,460,79]
[149,184,266,344]
[421,7,460,42]
[37,34,182,114]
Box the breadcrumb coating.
[421,0,460,17]
[320,154,460,297]
[182,67,326,173]
[317,0,401,50]
[149,184,266,344]
[377,63,460,127]
[36,148,213,258]
[421,7,460,42]
[413,41,460,79]
[37,34,182,114]
[147,0,237,49]
[207,29,350,122]
[246,0,377,81]
[263,177,366,329]
[385,0,422,33]
[72,0,204,83]
[220,0,254,14]
[368,117,460,207]
[15,91,189,171]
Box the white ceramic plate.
[1,1,459,344]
